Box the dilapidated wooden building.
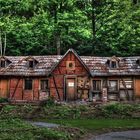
[0,49,140,102]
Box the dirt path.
[89,130,140,140]
[28,121,59,128]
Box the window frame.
[24,79,33,90]
[66,61,75,70]
[40,79,49,91]
[111,61,117,68]
[108,80,118,92]
[28,60,35,69]
[92,80,102,92]
[109,60,118,69]
[119,79,133,89]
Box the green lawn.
[47,119,140,131]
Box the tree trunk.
[0,31,2,56]
[91,0,96,40]
[56,35,61,55]
[91,0,97,54]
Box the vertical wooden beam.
[58,67,61,74]
[63,75,66,101]
[8,78,11,99]
[70,52,72,60]
[53,75,60,100]
[11,78,21,99]
[22,78,24,100]
[121,78,129,101]
[38,79,40,100]
[132,76,135,101]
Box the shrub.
[0,98,8,103]
[101,103,138,118]
[40,96,55,107]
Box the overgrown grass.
[0,103,140,139]
[47,119,140,131]
[0,118,69,140]
[0,103,140,119]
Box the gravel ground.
[90,130,140,140]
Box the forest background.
[0,0,139,56]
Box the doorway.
[65,78,77,101]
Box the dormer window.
[106,56,120,69]
[0,57,11,68]
[111,61,117,68]
[0,60,6,68]
[29,60,34,68]
[25,56,38,69]
[136,59,140,65]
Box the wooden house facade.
[0,49,140,102]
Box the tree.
[0,0,139,56]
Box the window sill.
[120,88,133,90]
[108,91,119,93]
[93,91,102,93]
[24,89,33,91]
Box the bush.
[0,98,8,103]
[101,103,140,118]
[40,96,55,107]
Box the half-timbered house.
[0,49,139,102]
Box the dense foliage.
[0,103,140,119]
[0,0,140,56]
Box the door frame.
[64,75,77,101]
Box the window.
[136,59,140,65]
[93,80,101,91]
[108,80,118,91]
[0,60,6,68]
[106,58,119,69]
[111,61,117,68]
[120,79,133,89]
[28,60,34,68]
[25,79,32,90]
[40,80,48,91]
[66,61,75,70]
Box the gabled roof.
[50,48,90,75]
[0,51,139,76]
[0,56,61,76]
[81,56,140,76]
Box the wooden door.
[135,78,140,97]
[66,78,76,101]
[0,79,8,98]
